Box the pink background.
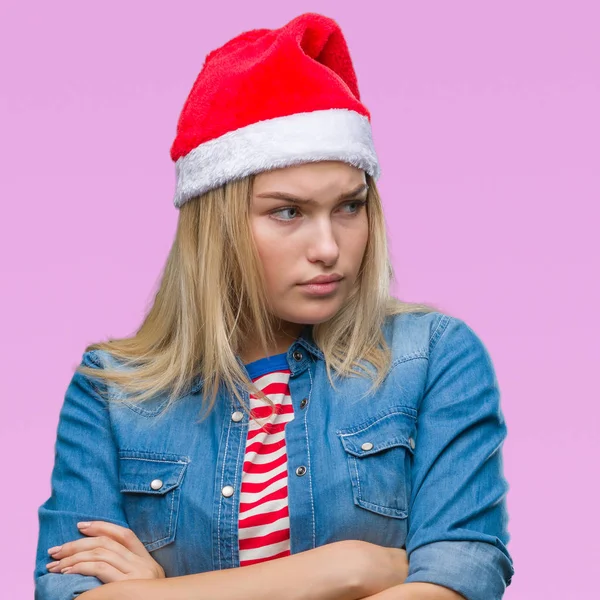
[2,1,598,597]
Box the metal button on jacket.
[293,351,303,361]
[221,485,234,497]
[361,442,374,451]
[150,479,163,491]
[295,466,307,476]
[231,411,243,422]
[409,437,416,450]
[300,398,308,409]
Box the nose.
[306,220,340,266]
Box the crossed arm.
[76,537,463,600]
[43,520,462,600]
[81,581,462,600]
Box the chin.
[277,299,346,325]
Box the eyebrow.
[255,183,369,205]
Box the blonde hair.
[77,171,442,422]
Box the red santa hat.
[170,12,381,209]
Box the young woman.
[34,12,515,600]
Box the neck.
[239,321,306,365]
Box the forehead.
[252,161,366,197]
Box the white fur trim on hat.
[173,108,380,208]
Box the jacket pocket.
[336,408,416,519]
[118,451,190,552]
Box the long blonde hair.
[77,171,441,421]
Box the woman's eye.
[342,200,367,213]
[270,200,366,222]
[272,207,299,221]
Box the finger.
[76,520,150,558]
[48,534,133,563]
[61,560,127,584]
[50,547,136,577]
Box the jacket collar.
[295,323,324,361]
[188,324,323,395]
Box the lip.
[298,279,343,296]
[299,274,343,285]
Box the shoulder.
[81,348,125,370]
[383,310,450,357]
[81,348,106,368]
[384,310,491,365]
[78,348,129,401]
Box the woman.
[34,12,515,600]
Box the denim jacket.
[34,311,515,599]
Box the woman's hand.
[45,520,166,583]
[350,541,410,596]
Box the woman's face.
[250,161,369,330]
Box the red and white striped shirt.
[238,352,294,566]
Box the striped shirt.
[238,352,294,566]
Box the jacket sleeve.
[34,350,130,599]
[403,315,515,600]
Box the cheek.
[251,224,294,287]
[345,224,369,274]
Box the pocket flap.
[118,454,189,495]
[337,409,417,458]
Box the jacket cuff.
[404,540,514,600]
[35,572,102,599]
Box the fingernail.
[46,561,59,569]
[77,521,91,528]
[48,546,62,554]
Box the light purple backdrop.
[2,1,598,598]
